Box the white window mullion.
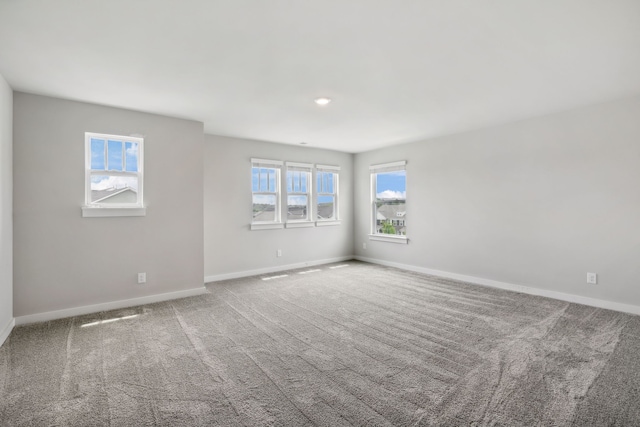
[89,170,137,178]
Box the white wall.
[0,74,12,344]
[354,96,640,308]
[204,135,353,280]
[13,93,205,318]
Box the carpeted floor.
[1,261,640,426]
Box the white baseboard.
[205,256,354,283]
[355,256,640,316]
[15,287,209,326]
[0,317,15,348]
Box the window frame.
[251,158,284,230]
[369,160,408,244]
[82,132,145,218]
[315,164,341,227]
[285,162,314,228]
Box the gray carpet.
[1,261,640,426]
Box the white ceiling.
[1,1,639,153]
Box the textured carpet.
[1,261,640,426]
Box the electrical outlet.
[587,272,597,285]
[138,272,146,284]
[277,249,282,257]
[363,243,367,250]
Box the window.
[316,165,340,226]
[251,158,283,230]
[82,132,145,217]
[285,162,313,228]
[249,158,342,230]
[370,161,407,243]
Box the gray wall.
[354,95,640,307]
[204,135,353,278]
[13,93,204,317]
[0,74,12,335]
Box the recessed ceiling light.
[314,97,331,106]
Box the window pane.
[326,173,334,194]
[251,167,259,192]
[287,195,308,220]
[90,138,105,170]
[293,171,300,192]
[125,142,138,172]
[253,194,276,222]
[287,170,309,193]
[259,168,268,191]
[375,170,406,235]
[107,140,123,171]
[268,169,276,192]
[317,172,335,194]
[317,195,335,220]
[254,167,277,192]
[90,175,139,204]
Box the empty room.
[1,1,640,426]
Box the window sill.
[286,221,314,229]
[368,234,408,244]
[251,222,284,231]
[82,206,146,218]
[316,220,341,227]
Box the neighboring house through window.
[285,162,313,228]
[370,160,407,243]
[316,164,340,226]
[251,158,283,230]
[82,132,145,217]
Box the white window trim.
[285,161,313,226]
[82,206,147,218]
[315,164,340,225]
[369,160,406,173]
[83,132,145,218]
[317,220,342,227]
[368,233,408,244]
[251,158,283,229]
[251,222,285,231]
[285,222,315,228]
[370,160,407,242]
